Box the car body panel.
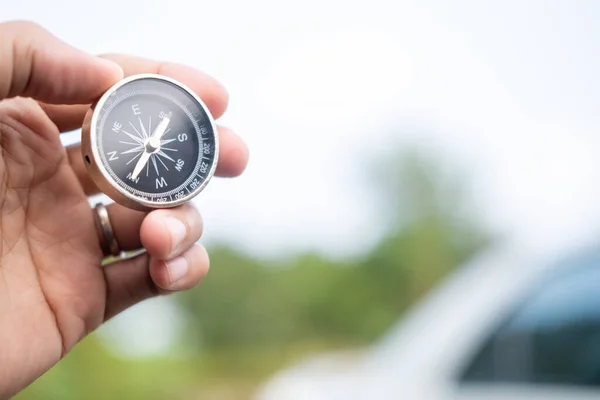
[255,243,600,400]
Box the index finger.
[0,21,123,104]
[41,54,230,132]
[100,53,230,120]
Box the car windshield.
[458,251,600,387]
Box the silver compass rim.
[88,73,220,209]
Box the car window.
[458,253,600,387]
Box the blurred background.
[4,1,600,399]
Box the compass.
[81,74,219,211]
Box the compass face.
[84,74,218,209]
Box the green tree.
[17,146,493,400]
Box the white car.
[255,243,600,400]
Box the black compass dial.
[93,76,217,205]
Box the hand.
[0,20,248,398]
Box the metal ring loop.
[93,203,121,257]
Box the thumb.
[0,20,123,104]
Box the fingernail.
[166,257,188,284]
[165,217,187,251]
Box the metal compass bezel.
[81,73,219,211]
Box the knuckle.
[0,103,18,126]
[0,20,48,99]
[0,20,41,34]
[0,21,46,47]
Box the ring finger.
[100,201,204,260]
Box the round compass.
[81,74,219,211]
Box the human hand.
[0,20,248,398]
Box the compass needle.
[126,151,143,165]
[150,117,170,142]
[130,151,151,177]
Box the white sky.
[4,0,600,260]
[4,0,600,355]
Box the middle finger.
[103,201,203,260]
[41,53,230,132]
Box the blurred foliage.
[16,148,493,400]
